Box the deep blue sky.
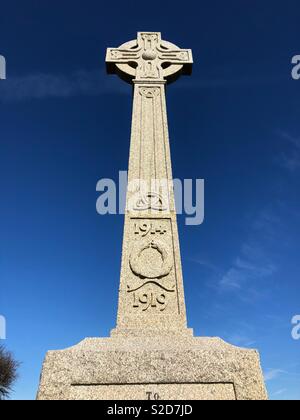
[0,0,300,400]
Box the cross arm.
[158,48,193,75]
[106,47,140,74]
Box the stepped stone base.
[37,336,268,400]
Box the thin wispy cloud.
[219,267,244,290]
[272,389,287,397]
[280,153,300,172]
[279,131,300,150]
[277,131,300,172]
[225,333,256,348]
[0,70,287,102]
[218,209,278,294]
[189,257,220,274]
[251,210,281,239]
[175,74,286,90]
[219,246,276,293]
[264,368,300,391]
[264,368,286,382]
[0,69,128,102]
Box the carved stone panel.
[126,83,175,214]
[127,218,178,313]
[69,383,236,400]
[117,217,185,331]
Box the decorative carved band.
[139,87,160,98]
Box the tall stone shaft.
[106,32,193,336]
[37,32,268,401]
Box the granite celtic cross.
[37,32,268,401]
[106,32,193,337]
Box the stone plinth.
[37,336,267,400]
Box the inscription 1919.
[133,291,167,311]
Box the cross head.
[106,32,193,83]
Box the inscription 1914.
[134,221,167,236]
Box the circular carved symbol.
[129,239,173,279]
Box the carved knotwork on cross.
[106,32,193,83]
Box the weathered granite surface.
[37,32,268,400]
[37,337,267,400]
[109,33,194,336]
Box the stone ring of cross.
[106,32,193,83]
[129,238,173,279]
